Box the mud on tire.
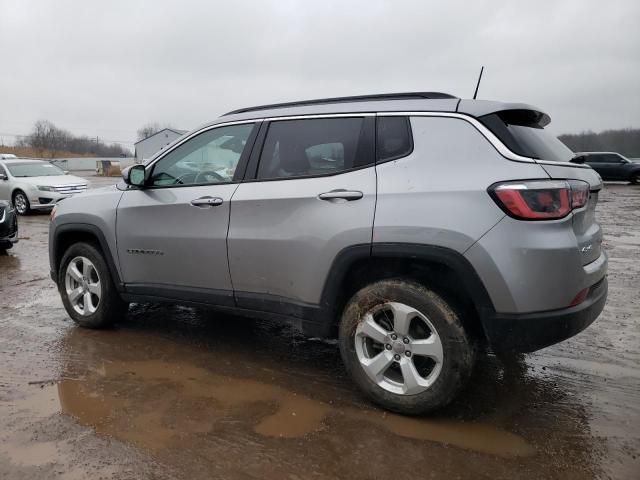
[338,279,475,415]
[58,242,128,328]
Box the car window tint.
[256,117,371,180]
[150,124,254,187]
[377,116,413,162]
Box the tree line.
[559,128,640,158]
[17,120,131,158]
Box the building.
[134,128,187,163]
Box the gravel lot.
[0,176,638,479]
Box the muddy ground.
[0,176,638,480]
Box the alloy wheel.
[65,256,101,316]
[354,302,444,395]
[14,193,28,214]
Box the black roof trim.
[223,92,457,116]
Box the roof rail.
[223,92,457,116]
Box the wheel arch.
[50,223,123,291]
[317,243,496,342]
[11,188,27,202]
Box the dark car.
[572,152,640,184]
[0,200,19,252]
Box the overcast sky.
[1,0,638,150]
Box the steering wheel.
[194,170,225,184]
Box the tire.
[58,242,128,328]
[12,190,30,215]
[0,241,12,252]
[339,279,475,414]
[631,173,640,185]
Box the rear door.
[116,122,258,304]
[227,115,376,312]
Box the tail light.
[489,179,589,220]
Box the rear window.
[479,110,574,162]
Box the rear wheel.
[12,191,30,215]
[339,279,475,414]
[58,242,128,328]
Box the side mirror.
[0,173,7,181]
[122,164,146,187]
[571,157,585,164]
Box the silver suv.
[48,93,608,414]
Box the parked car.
[0,159,89,215]
[0,200,18,252]
[0,153,18,160]
[49,92,607,414]
[571,151,640,184]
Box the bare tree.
[20,120,131,157]
[136,122,177,141]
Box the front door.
[117,122,257,305]
[227,116,376,312]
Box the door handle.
[318,189,363,201]
[190,196,223,207]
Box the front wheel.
[58,242,128,328]
[13,191,30,215]
[339,279,475,414]
[631,172,640,185]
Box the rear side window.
[479,110,574,162]
[256,117,373,180]
[377,116,413,162]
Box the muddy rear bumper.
[482,277,607,353]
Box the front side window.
[602,154,623,164]
[150,123,254,187]
[377,116,413,162]
[256,117,372,180]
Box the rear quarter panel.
[373,116,550,252]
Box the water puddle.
[54,355,534,457]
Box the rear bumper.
[482,277,607,353]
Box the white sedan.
[0,159,89,215]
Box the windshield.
[479,110,575,162]
[6,162,66,177]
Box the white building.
[134,128,187,163]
